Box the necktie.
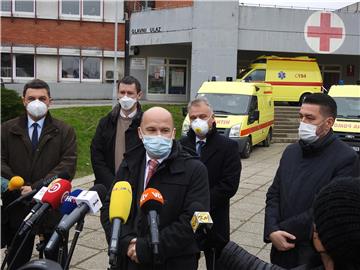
[31,123,39,151]
[145,159,158,187]
[196,141,205,156]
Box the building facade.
[1,1,359,101]
[1,0,125,99]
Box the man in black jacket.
[264,93,359,268]
[91,76,143,190]
[219,177,360,270]
[100,107,210,270]
[180,97,241,270]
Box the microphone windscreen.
[8,176,25,191]
[60,189,83,215]
[90,184,107,202]
[1,177,10,193]
[109,181,132,223]
[42,179,72,209]
[139,188,164,213]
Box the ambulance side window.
[244,69,265,82]
[248,96,259,124]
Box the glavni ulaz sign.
[131,27,161,34]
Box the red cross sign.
[304,11,345,54]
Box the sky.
[239,0,359,10]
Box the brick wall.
[1,18,124,51]
[155,0,193,9]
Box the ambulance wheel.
[263,128,272,147]
[241,137,252,159]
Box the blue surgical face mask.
[141,131,173,159]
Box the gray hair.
[187,96,213,113]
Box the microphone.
[18,179,72,236]
[60,189,83,215]
[189,201,213,234]
[1,176,24,193]
[56,184,107,236]
[7,172,70,206]
[139,188,164,255]
[44,189,83,257]
[108,181,132,265]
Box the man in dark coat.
[101,107,210,270]
[91,75,143,190]
[180,97,241,270]
[219,177,360,270]
[1,79,77,269]
[264,93,359,269]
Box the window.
[147,58,187,95]
[148,58,166,94]
[244,69,265,82]
[83,0,100,16]
[1,0,11,12]
[1,53,12,78]
[62,0,80,15]
[15,54,34,78]
[62,56,80,79]
[83,57,100,79]
[61,56,101,81]
[61,0,101,17]
[14,0,34,12]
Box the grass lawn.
[50,104,186,178]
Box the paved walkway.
[1,143,289,269]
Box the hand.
[20,185,32,196]
[127,238,139,263]
[269,230,296,251]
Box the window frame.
[13,0,35,16]
[1,53,13,79]
[60,0,103,20]
[147,57,188,96]
[14,54,35,79]
[60,55,102,82]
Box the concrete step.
[273,128,298,134]
[274,118,299,123]
[273,132,299,137]
[273,137,298,143]
[274,123,299,128]
[275,112,299,118]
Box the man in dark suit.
[180,97,241,270]
[101,106,210,270]
[1,79,77,268]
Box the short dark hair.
[302,93,337,119]
[117,75,141,93]
[23,79,51,97]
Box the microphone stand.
[6,229,33,270]
[63,218,84,270]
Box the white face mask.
[191,118,210,137]
[119,95,137,111]
[298,122,319,143]
[26,99,48,118]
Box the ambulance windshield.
[197,93,251,115]
[333,97,360,119]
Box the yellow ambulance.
[328,85,360,154]
[238,55,323,104]
[181,81,274,158]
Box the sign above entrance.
[304,11,345,54]
[131,27,161,34]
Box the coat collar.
[186,123,220,163]
[299,129,336,156]
[9,112,56,136]
[110,102,142,125]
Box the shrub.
[1,87,24,123]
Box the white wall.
[37,55,58,82]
